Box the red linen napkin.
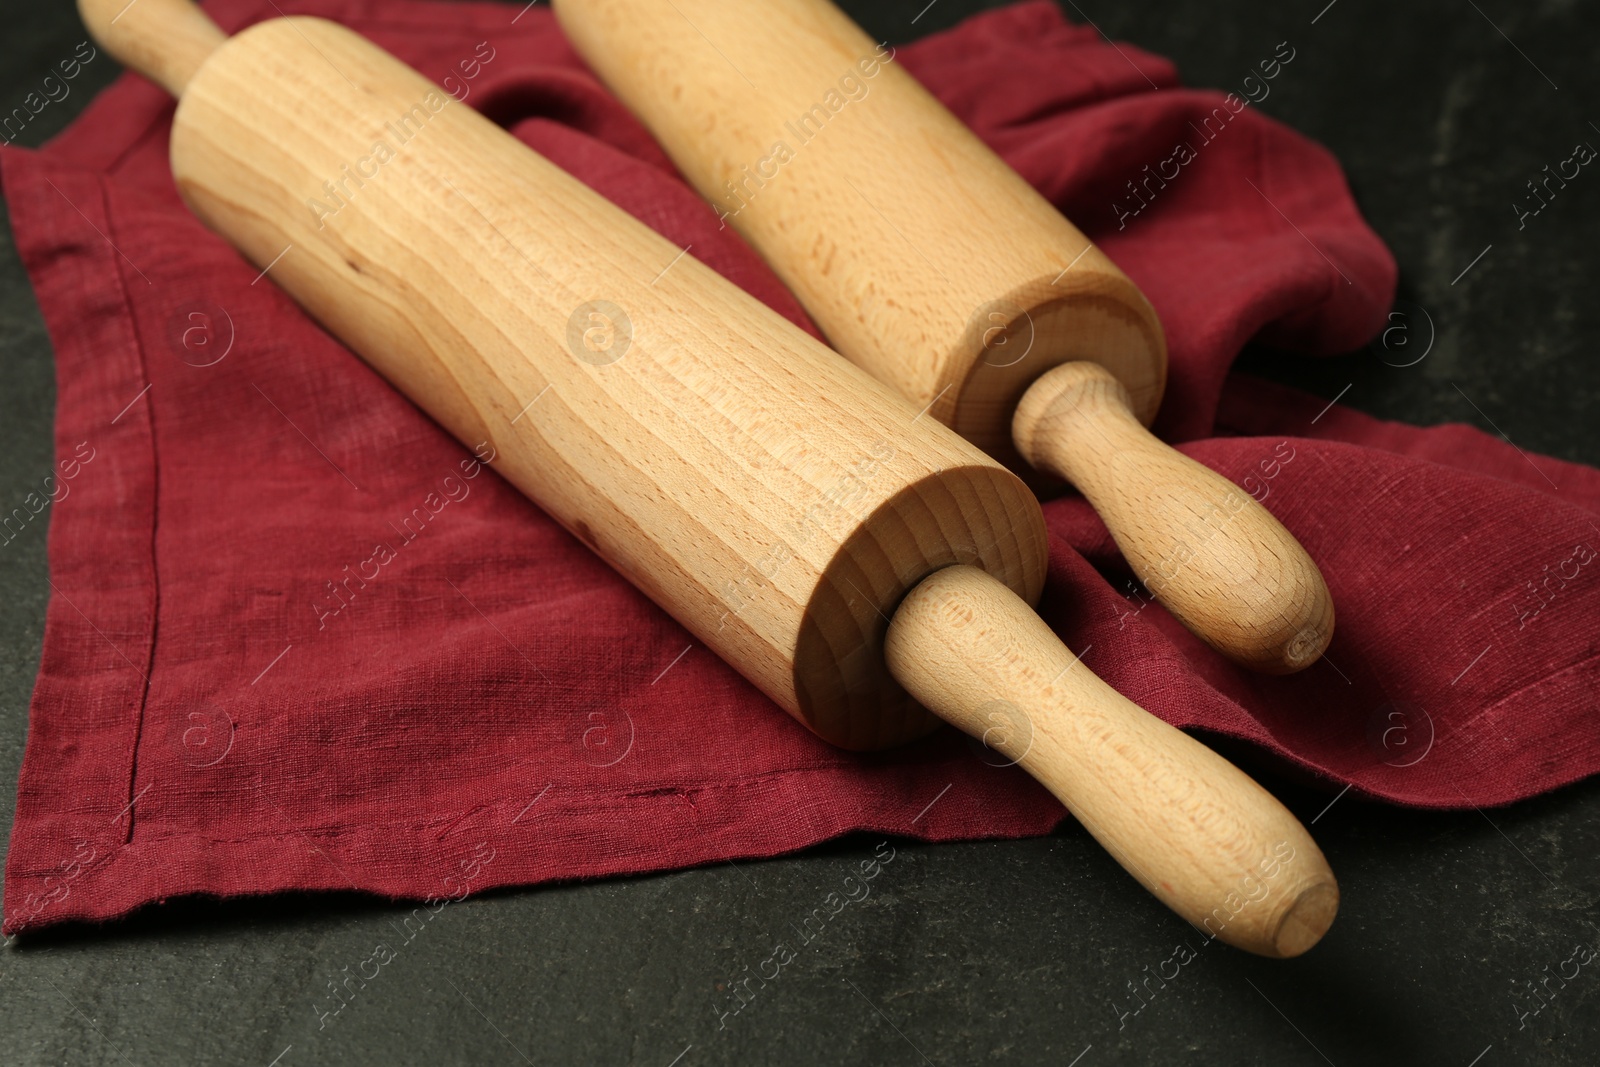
[4,0,1597,935]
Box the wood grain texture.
[552,0,1167,468]
[553,0,1336,673]
[1016,364,1334,671]
[887,566,1338,956]
[77,1,1337,953]
[166,16,1048,750]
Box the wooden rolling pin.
[553,0,1335,674]
[79,0,1337,956]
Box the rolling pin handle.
[885,565,1338,958]
[1013,362,1334,674]
[79,0,227,98]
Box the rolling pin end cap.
[1269,880,1340,958]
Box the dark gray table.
[3,1,1597,1064]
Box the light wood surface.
[553,0,1335,671]
[79,0,225,96]
[77,0,1337,953]
[164,13,1047,751]
[1016,364,1334,672]
[888,566,1337,956]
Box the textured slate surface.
[2,1,1597,1064]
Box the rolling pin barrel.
[77,0,1337,955]
[553,0,1336,674]
[166,11,1045,753]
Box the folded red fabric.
[5,0,1596,935]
